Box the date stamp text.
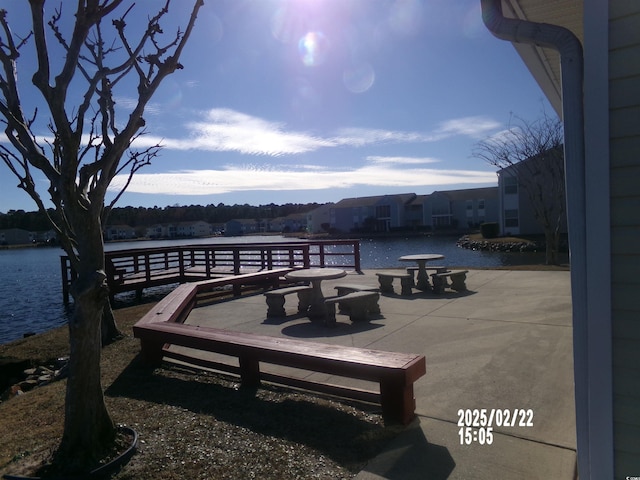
[457,409,534,445]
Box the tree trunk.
[51,269,116,475]
[102,300,123,346]
[544,228,559,265]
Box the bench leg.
[335,287,352,312]
[449,273,467,292]
[239,356,261,389]
[138,338,165,366]
[377,276,395,294]
[297,290,311,313]
[324,302,338,327]
[266,295,286,317]
[431,274,445,294]
[380,379,416,425]
[368,293,381,314]
[338,300,350,313]
[348,302,369,322]
[400,277,413,296]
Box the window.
[466,200,473,217]
[504,176,518,194]
[478,199,486,217]
[376,205,391,218]
[504,209,519,228]
[433,215,451,227]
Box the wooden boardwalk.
[60,240,361,303]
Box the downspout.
[480,1,610,479]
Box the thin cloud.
[435,116,502,138]
[331,128,431,146]
[132,109,333,156]
[109,164,496,195]
[366,156,440,165]
[115,96,163,116]
[128,109,502,156]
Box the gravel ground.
[0,302,402,479]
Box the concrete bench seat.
[333,283,380,295]
[376,272,413,296]
[333,284,380,313]
[134,320,425,425]
[264,285,312,317]
[324,291,381,324]
[431,270,469,293]
[405,265,448,275]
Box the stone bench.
[324,291,381,325]
[376,272,413,296]
[264,285,312,317]
[134,321,426,425]
[405,265,448,276]
[431,270,469,293]
[333,284,381,313]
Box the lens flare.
[298,31,329,67]
[388,0,424,36]
[343,62,375,94]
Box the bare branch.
[103,143,160,222]
[473,111,565,264]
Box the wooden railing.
[60,239,361,304]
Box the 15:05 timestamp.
[459,426,494,445]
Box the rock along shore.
[456,235,543,253]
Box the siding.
[609,3,640,478]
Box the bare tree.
[474,113,565,265]
[0,0,203,474]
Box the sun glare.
[298,31,329,67]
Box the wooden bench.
[133,321,426,425]
[376,272,414,296]
[264,285,312,317]
[431,270,469,293]
[133,269,296,326]
[323,291,381,325]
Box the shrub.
[480,222,500,239]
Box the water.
[0,246,73,345]
[0,235,563,345]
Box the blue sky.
[0,0,553,213]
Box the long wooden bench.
[431,270,469,293]
[133,321,426,425]
[264,285,312,317]
[324,291,380,324]
[134,268,296,328]
[376,272,414,296]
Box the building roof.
[333,193,417,208]
[502,0,583,117]
[430,186,498,201]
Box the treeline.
[0,202,323,232]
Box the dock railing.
[60,239,361,304]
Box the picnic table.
[398,254,445,290]
[285,268,346,319]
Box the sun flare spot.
[343,62,375,94]
[298,31,329,67]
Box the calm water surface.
[0,235,563,344]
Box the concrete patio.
[174,268,576,479]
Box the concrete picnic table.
[285,268,347,320]
[398,254,445,291]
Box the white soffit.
[503,0,584,118]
